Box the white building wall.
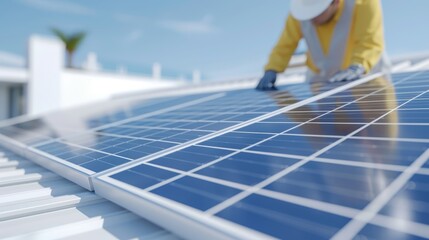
[27,36,64,115]
[59,69,184,109]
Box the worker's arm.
[264,15,302,72]
[351,0,384,73]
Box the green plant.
[51,28,86,68]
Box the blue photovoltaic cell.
[261,111,327,123]
[286,123,365,136]
[150,145,233,171]
[150,177,241,211]
[355,224,426,240]
[310,110,385,123]
[401,98,429,108]
[248,134,340,156]
[378,109,429,124]
[162,130,210,142]
[215,194,350,239]
[195,152,300,186]
[198,132,273,149]
[319,138,429,166]
[378,174,429,225]
[236,122,298,134]
[354,124,429,139]
[35,141,131,169]
[196,122,238,131]
[85,94,209,128]
[81,160,115,172]
[112,164,179,189]
[264,161,400,209]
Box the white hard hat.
[290,0,333,21]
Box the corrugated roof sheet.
[0,146,180,240]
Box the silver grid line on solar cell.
[96,71,417,178]
[9,71,367,189]
[93,72,385,179]
[205,86,429,214]
[29,92,226,148]
[92,71,429,240]
[82,93,226,134]
[134,140,429,176]
[87,71,428,240]
[332,149,429,239]
[0,95,189,145]
[0,93,223,151]
[127,159,374,221]
[1,70,429,239]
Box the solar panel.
[92,71,429,239]
[1,77,354,189]
[0,93,235,188]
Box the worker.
[256,0,390,91]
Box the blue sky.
[1,0,429,80]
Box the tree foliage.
[51,28,86,68]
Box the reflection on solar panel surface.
[1,70,429,239]
[21,81,343,177]
[91,71,429,239]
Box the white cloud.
[0,51,25,67]
[18,0,93,15]
[161,15,218,34]
[125,30,143,43]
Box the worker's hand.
[256,70,278,91]
[329,64,365,83]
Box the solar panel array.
[0,78,343,189]
[1,71,429,239]
[0,94,213,146]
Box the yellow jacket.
[265,0,384,74]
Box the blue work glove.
[329,64,366,83]
[256,70,278,91]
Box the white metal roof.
[0,146,179,240]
